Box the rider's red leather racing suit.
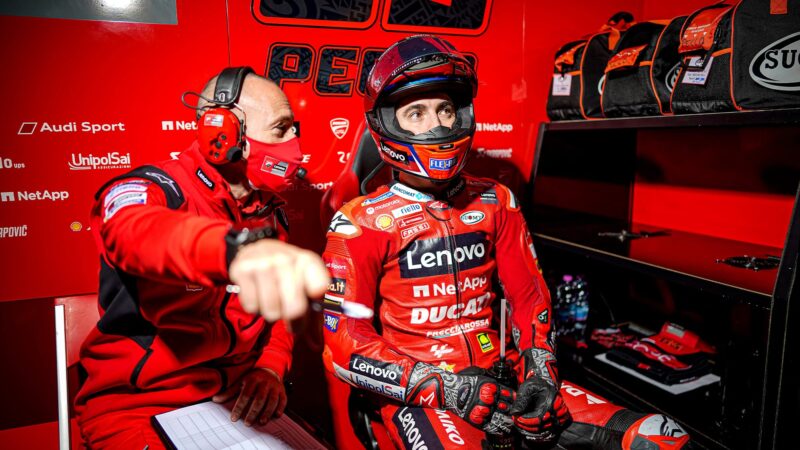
[322,175,555,448]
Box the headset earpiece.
[196,67,254,165]
[197,107,244,165]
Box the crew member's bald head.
[196,70,296,150]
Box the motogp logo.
[750,31,800,91]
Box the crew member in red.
[322,35,571,448]
[75,67,330,449]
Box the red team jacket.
[75,143,294,436]
[322,175,554,403]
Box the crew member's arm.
[322,203,513,434]
[92,178,230,286]
[493,183,571,442]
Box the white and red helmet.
[365,35,477,182]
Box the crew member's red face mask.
[245,136,303,192]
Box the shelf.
[545,108,800,131]
[531,211,780,301]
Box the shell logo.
[69,221,83,232]
[375,214,394,230]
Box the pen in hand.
[226,284,374,319]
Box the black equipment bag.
[547,12,634,120]
[671,1,739,114]
[672,0,800,112]
[732,0,800,109]
[601,17,689,116]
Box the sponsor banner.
[0,157,25,169]
[391,203,423,219]
[749,31,800,92]
[328,277,346,296]
[330,118,349,139]
[475,122,513,133]
[365,198,402,214]
[411,292,490,324]
[430,343,454,359]
[392,407,445,450]
[349,355,404,386]
[0,225,28,238]
[333,362,406,401]
[390,184,433,202]
[400,222,430,239]
[459,211,485,225]
[69,152,131,171]
[323,312,340,332]
[362,191,396,206]
[399,232,489,278]
[475,147,512,159]
[0,190,70,202]
[325,257,349,277]
[426,318,490,339]
[17,121,126,135]
[412,276,488,298]
[161,120,197,131]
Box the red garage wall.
[0,1,764,446]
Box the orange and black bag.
[601,18,688,117]
[671,0,800,113]
[547,12,634,120]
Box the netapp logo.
[399,232,488,278]
[750,32,800,91]
[0,225,27,238]
[350,356,403,385]
[476,122,513,133]
[18,121,126,135]
[0,190,69,202]
[69,152,131,171]
[412,276,487,298]
[161,120,197,131]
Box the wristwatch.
[225,225,276,267]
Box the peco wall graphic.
[1,0,656,302]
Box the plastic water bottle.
[572,277,590,342]
[555,275,576,337]
[554,275,590,342]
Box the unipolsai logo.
[69,152,131,170]
[749,31,800,91]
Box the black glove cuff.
[225,225,277,269]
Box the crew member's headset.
[191,66,253,165]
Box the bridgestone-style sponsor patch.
[323,312,340,332]
[103,183,150,220]
[392,407,445,450]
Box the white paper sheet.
[153,401,327,450]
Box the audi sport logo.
[750,31,800,91]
